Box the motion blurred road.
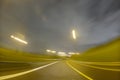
[0,0,120,80]
[0,60,119,80]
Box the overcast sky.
[0,0,120,53]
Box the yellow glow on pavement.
[72,30,76,40]
[10,35,28,44]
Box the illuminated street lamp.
[57,52,67,56]
[46,49,56,53]
[46,49,51,52]
[10,35,28,44]
[51,51,56,53]
[72,29,76,40]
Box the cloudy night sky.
[0,0,120,53]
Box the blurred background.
[0,0,120,53]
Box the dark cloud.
[0,0,120,52]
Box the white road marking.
[0,61,58,80]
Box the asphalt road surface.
[0,60,120,80]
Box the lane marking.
[79,63,120,71]
[0,61,58,80]
[66,61,93,80]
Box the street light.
[46,49,51,52]
[51,51,56,53]
[46,49,56,53]
[57,52,67,56]
[72,29,76,40]
[10,35,28,44]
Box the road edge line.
[0,61,58,80]
[66,61,93,80]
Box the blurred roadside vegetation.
[71,37,120,62]
[0,47,61,62]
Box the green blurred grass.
[0,48,60,62]
[71,37,120,62]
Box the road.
[0,60,120,80]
